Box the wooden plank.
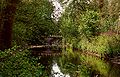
[29,45,67,48]
[32,51,62,56]
[41,35,62,38]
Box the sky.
[49,0,73,21]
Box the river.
[39,53,120,77]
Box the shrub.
[0,46,46,77]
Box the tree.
[13,0,59,45]
[0,0,19,50]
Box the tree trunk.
[0,0,18,50]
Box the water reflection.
[39,52,120,77]
[51,61,70,77]
[56,53,120,77]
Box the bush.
[108,36,120,57]
[78,35,120,55]
[0,46,46,77]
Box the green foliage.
[60,0,101,44]
[60,13,79,39]
[58,52,91,77]
[59,1,120,74]
[81,55,110,77]
[0,46,46,77]
[13,0,60,45]
[58,47,120,77]
[60,0,120,56]
[108,36,120,57]
[7,0,120,76]
[78,35,120,56]
[78,10,100,38]
[79,35,110,54]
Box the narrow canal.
[37,52,120,77]
[30,36,120,77]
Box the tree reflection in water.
[56,53,120,77]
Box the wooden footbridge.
[29,34,120,65]
[29,35,65,56]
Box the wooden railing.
[30,35,64,56]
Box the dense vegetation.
[60,0,120,56]
[0,0,120,77]
[0,46,46,77]
[13,0,60,45]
